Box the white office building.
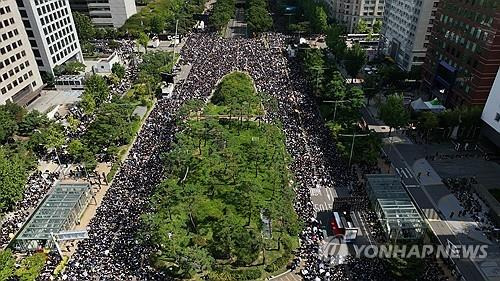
[69,0,137,28]
[323,0,385,33]
[0,0,43,105]
[481,68,500,148]
[17,0,83,76]
[379,0,439,71]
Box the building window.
[495,113,500,122]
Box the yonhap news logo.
[352,244,488,259]
[322,235,489,260]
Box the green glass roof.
[16,183,91,241]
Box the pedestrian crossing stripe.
[423,208,440,220]
[396,167,413,179]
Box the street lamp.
[338,131,370,167]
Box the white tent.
[411,98,446,113]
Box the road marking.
[355,211,373,245]
[310,188,321,196]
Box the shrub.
[264,254,292,273]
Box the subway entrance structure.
[13,182,93,252]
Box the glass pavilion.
[366,174,424,241]
[13,183,92,251]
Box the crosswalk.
[396,167,413,179]
[314,203,333,212]
[423,208,441,220]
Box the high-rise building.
[17,0,83,77]
[421,0,500,107]
[481,68,500,147]
[323,0,385,33]
[379,0,439,71]
[68,0,137,28]
[0,0,43,105]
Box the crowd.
[109,39,139,97]
[443,177,495,235]
[63,39,139,142]
[56,31,396,281]
[0,172,58,248]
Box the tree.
[80,92,97,114]
[73,12,95,42]
[17,110,49,136]
[355,19,369,33]
[247,6,273,33]
[42,124,65,151]
[64,61,86,75]
[41,72,55,87]
[288,22,308,34]
[0,148,30,213]
[379,94,409,136]
[15,253,47,281]
[210,0,235,30]
[363,74,381,105]
[137,32,149,53]
[373,19,383,33]
[150,15,165,34]
[67,139,86,161]
[83,103,135,154]
[323,71,346,100]
[83,75,109,107]
[53,65,66,77]
[311,6,328,33]
[326,25,347,60]
[302,49,326,95]
[0,250,15,281]
[0,107,17,143]
[343,44,366,80]
[112,63,126,79]
[418,111,439,142]
[379,65,408,88]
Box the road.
[225,7,247,38]
[383,141,497,281]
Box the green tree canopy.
[15,253,47,281]
[311,6,328,33]
[379,94,409,135]
[326,25,347,59]
[150,15,165,34]
[211,0,236,30]
[343,44,366,80]
[0,250,15,281]
[373,19,383,33]
[0,147,32,213]
[137,32,150,53]
[112,63,126,79]
[246,5,273,33]
[0,106,18,143]
[73,12,95,42]
[302,48,326,95]
[81,75,110,111]
[355,18,369,33]
[17,110,49,136]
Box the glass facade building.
[366,174,424,241]
[421,0,500,107]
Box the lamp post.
[338,132,370,167]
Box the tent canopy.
[411,98,446,112]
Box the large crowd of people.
[55,30,400,281]
[0,28,445,281]
[0,172,58,248]
[443,177,495,236]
